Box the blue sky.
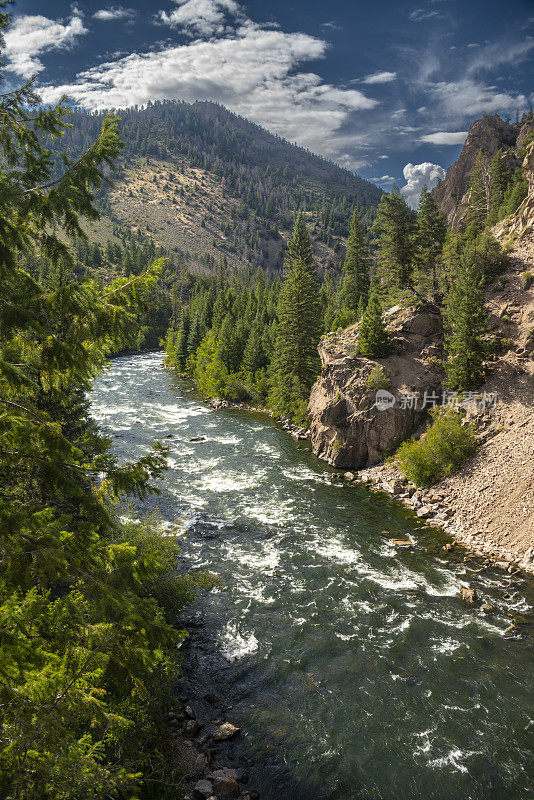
[3,0,533,204]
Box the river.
[91,352,534,800]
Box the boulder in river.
[193,779,213,799]
[212,776,240,799]
[212,722,240,742]
[461,586,479,604]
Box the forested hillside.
[51,101,382,275]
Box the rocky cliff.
[308,305,444,468]
[494,140,534,243]
[433,114,534,231]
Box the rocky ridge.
[433,114,534,231]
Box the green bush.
[395,411,478,487]
[365,366,392,391]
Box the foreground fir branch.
[0,6,210,798]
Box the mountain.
[55,100,383,275]
[433,113,534,231]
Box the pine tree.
[466,150,491,231]
[416,186,447,290]
[337,209,370,324]
[270,214,322,421]
[358,289,391,358]
[373,187,417,289]
[488,150,510,222]
[187,314,204,355]
[444,248,489,389]
[243,320,267,373]
[217,312,240,372]
[175,308,191,368]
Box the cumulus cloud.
[94,7,136,21]
[401,161,445,207]
[361,70,397,84]
[159,0,243,37]
[3,13,87,77]
[371,175,395,183]
[420,130,468,145]
[39,26,378,169]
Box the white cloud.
[371,175,395,182]
[401,161,445,207]
[159,0,242,37]
[361,71,396,84]
[419,130,468,145]
[3,13,87,78]
[428,79,529,121]
[409,8,440,22]
[466,37,534,76]
[94,7,136,21]
[39,26,378,170]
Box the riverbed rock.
[308,304,444,469]
[416,506,434,519]
[212,776,240,799]
[461,586,479,604]
[184,719,201,737]
[212,722,240,742]
[190,436,206,442]
[193,779,213,799]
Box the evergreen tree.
[175,308,191,368]
[358,289,391,358]
[488,150,510,222]
[466,150,491,231]
[373,187,417,289]
[217,312,240,372]
[270,214,322,421]
[187,314,204,355]
[444,249,489,389]
[416,186,447,290]
[243,320,267,373]
[337,209,370,322]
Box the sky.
[3,0,534,205]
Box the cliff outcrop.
[308,305,444,468]
[433,114,534,231]
[494,140,534,243]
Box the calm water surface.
[91,352,534,800]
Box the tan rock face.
[433,115,520,230]
[308,305,444,469]
[494,140,534,243]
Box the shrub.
[365,365,392,391]
[395,411,478,487]
[521,270,533,290]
